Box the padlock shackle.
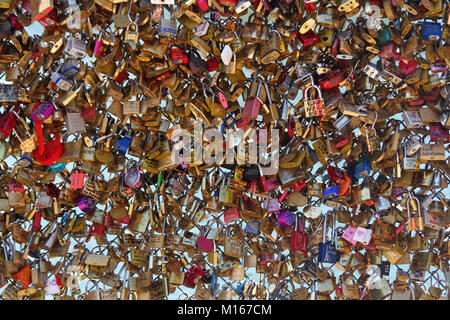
[304,84,323,101]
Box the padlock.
[303,84,324,118]
[407,195,424,232]
[242,78,263,121]
[318,213,337,264]
[290,214,308,255]
[422,20,442,42]
[94,31,107,57]
[159,18,177,39]
[260,30,281,64]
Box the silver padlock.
[51,72,73,91]
[64,36,86,59]
[363,63,381,81]
[402,111,423,129]
[405,135,422,156]
[125,22,139,48]
[158,18,177,39]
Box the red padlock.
[90,222,105,235]
[196,235,214,252]
[70,172,85,189]
[219,0,236,5]
[0,108,17,140]
[8,14,24,30]
[327,166,345,184]
[304,1,316,11]
[115,70,129,84]
[423,86,441,103]
[331,38,339,58]
[276,69,287,86]
[378,40,400,60]
[338,173,352,197]
[13,265,32,290]
[115,213,130,225]
[32,211,42,232]
[408,97,425,106]
[399,59,418,76]
[46,183,60,198]
[170,47,189,65]
[224,207,240,224]
[362,239,376,251]
[8,180,24,192]
[291,180,307,192]
[335,134,351,148]
[35,8,58,27]
[183,264,206,288]
[198,0,209,10]
[319,68,348,89]
[32,130,64,165]
[196,223,215,252]
[290,215,308,255]
[81,106,97,120]
[258,175,269,193]
[287,118,296,138]
[206,57,218,72]
[430,123,450,143]
[390,219,408,238]
[55,273,63,288]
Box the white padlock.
[221,44,233,66]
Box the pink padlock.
[94,31,107,57]
[352,226,372,245]
[218,92,228,109]
[265,179,280,191]
[264,198,279,213]
[342,224,358,245]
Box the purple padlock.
[123,167,143,189]
[31,102,55,121]
[277,208,295,228]
[77,195,95,214]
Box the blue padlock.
[210,9,220,22]
[318,213,337,263]
[422,20,442,42]
[115,134,132,154]
[59,61,80,79]
[61,211,71,225]
[353,155,371,179]
[318,242,337,263]
[323,185,339,200]
[244,221,260,235]
[210,267,217,292]
[221,115,236,134]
